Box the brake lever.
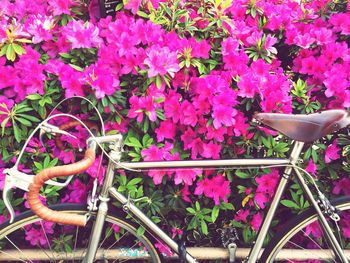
[39,122,77,146]
[3,168,34,223]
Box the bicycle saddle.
[254,109,350,142]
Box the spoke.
[4,236,34,263]
[40,221,56,263]
[107,231,129,251]
[287,239,335,263]
[111,241,141,263]
[73,226,80,263]
[98,225,114,250]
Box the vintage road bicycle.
[1,100,350,262]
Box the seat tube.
[247,141,304,263]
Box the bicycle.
[1,99,350,262]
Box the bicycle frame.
[84,140,348,263]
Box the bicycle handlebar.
[27,121,98,226]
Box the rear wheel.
[0,204,162,262]
[261,196,350,262]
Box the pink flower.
[174,169,201,185]
[181,184,192,203]
[333,178,350,196]
[86,156,106,185]
[155,120,177,142]
[201,142,221,159]
[212,105,237,129]
[305,159,317,176]
[48,0,76,16]
[62,20,101,49]
[234,209,250,223]
[25,221,54,247]
[155,242,173,256]
[141,145,164,161]
[251,212,263,231]
[264,35,277,56]
[85,64,119,99]
[325,140,340,163]
[195,175,231,205]
[171,227,184,238]
[304,221,322,239]
[27,15,55,44]
[144,45,180,78]
[124,0,142,14]
[62,179,88,203]
[181,101,198,127]
[128,95,158,122]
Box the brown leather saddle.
[254,110,350,142]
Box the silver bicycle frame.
[84,140,348,263]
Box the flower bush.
[1,0,350,253]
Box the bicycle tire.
[260,196,350,262]
[0,203,162,262]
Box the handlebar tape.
[27,148,96,226]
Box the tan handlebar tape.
[27,148,96,226]
[55,120,99,151]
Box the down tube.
[109,187,199,263]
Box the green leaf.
[136,226,145,236]
[14,117,31,126]
[12,43,25,56]
[6,44,16,61]
[125,137,142,148]
[127,178,143,186]
[115,2,124,11]
[12,121,21,143]
[69,64,84,72]
[137,11,149,18]
[0,45,8,57]
[201,220,208,235]
[281,199,299,209]
[211,206,220,223]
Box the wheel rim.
[265,201,350,262]
[0,208,161,262]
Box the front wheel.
[261,196,350,262]
[0,204,162,262]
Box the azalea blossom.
[62,20,101,49]
[144,45,180,78]
[325,140,340,163]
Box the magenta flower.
[174,169,201,185]
[304,221,322,239]
[264,35,277,56]
[48,0,76,16]
[325,140,340,163]
[144,45,180,78]
[201,142,221,159]
[251,212,263,232]
[128,95,158,123]
[171,227,184,238]
[195,175,231,205]
[333,178,350,196]
[62,20,101,49]
[27,15,55,44]
[155,120,177,142]
[85,64,119,99]
[305,159,317,176]
[234,209,250,223]
[212,105,237,129]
